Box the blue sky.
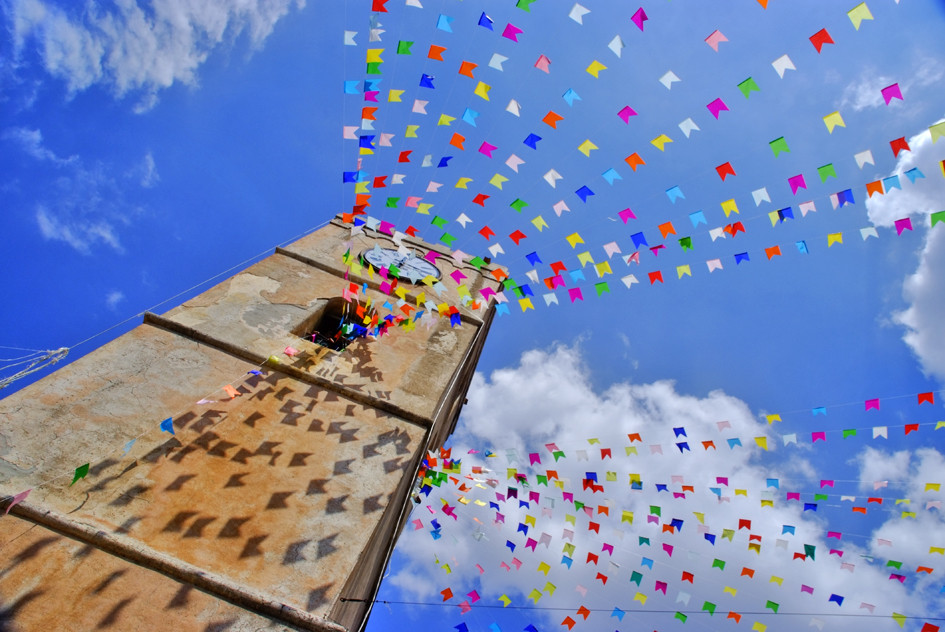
[2,1,945,631]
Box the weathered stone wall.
[0,219,498,631]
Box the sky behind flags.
[2,1,945,631]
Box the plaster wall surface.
[0,515,304,631]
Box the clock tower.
[0,215,501,631]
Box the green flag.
[817,163,837,182]
[70,463,90,486]
[737,77,760,98]
[769,136,790,157]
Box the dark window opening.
[300,297,361,351]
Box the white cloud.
[10,0,305,111]
[854,447,913,492]
[894,227,945,384]
[105,289,125,309]
[5,126,149,253]
[135,151,160,188]
[2,126,75,164]
[35,204,122,252]
[840,58,944,113]
[865,122,945,228]
[388,346,936,630]
[866,120,945,384]
[839,71,896,112]
[855,447,945,596]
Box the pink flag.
[3,489,31,516]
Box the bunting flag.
[329,14,945,625]
[414,422,945,631]
[338,0,945,321]
[7,3,945,632]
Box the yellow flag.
[847,3,873,30]
[823,111,846,133]
[490,173,509,189]
[586,60,607,77]
[930,121,945,143]
[578,139,598,156]
[651,134,673,151]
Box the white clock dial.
[362,248,441,282]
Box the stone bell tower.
[0,215,499,631]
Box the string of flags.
[339,187,945,319]
[342,0,945,318]
[410,434,945,632]
[339,0,945,314]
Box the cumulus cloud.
[4,126,154,253]
[865,120,945,384]
[9,0,305,111]
[894,227,945,383]
[855,447,945,593]
[865,122,945,228]
[389,346,936,630]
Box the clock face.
[362,247,441,282]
